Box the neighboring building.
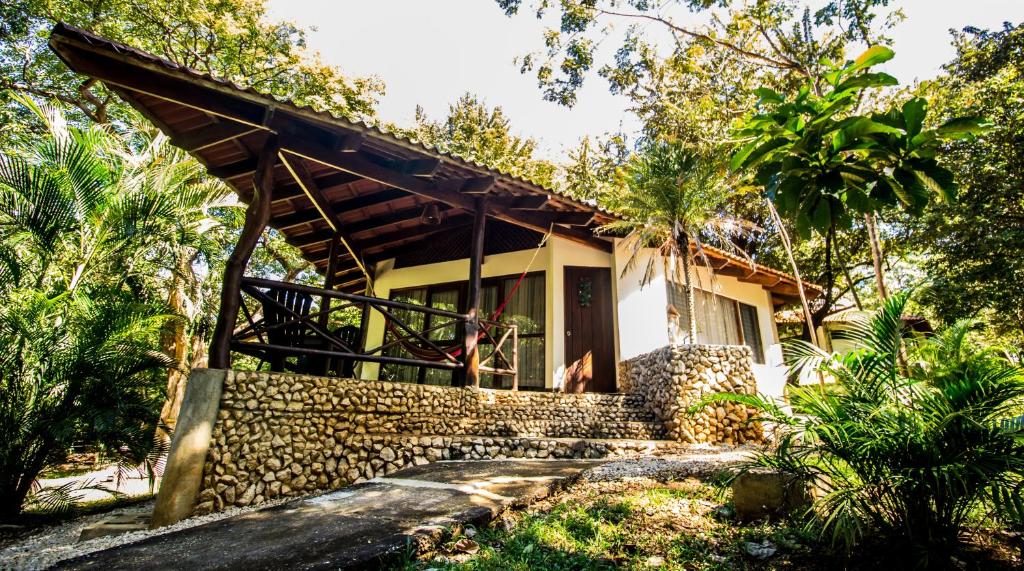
[776,307,933,355]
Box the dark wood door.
[563,266,615,393]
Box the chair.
[262,287,314,372]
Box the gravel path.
[581,449,751,482]
[0,496,296,571]
[0,448,749,570]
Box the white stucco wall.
[611,239,786,401]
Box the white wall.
[611,239,785,399]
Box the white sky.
[266,0,1023,161]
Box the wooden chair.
[263,287,314,372]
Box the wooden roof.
[48,23,817,304]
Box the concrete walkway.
[54,459,604,570]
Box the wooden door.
[563,266,615,393]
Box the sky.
[266,0,1023,161]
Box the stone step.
[464,419,668,440]
[360,433,692,465]
[382,416,666,440]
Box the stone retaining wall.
[191,371,674,516]
[618,344,763,445]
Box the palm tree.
[0,96,232,515]
[703,292,1024,565]
[602,139,753,342]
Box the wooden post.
[208,136,279,369]
[463,197,487,388]
[319,232,341,375]
[511,325,519,392]
[319,232,341,328]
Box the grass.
[396,478,821,570]
[394,475,1021,570]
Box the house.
[48,23,816,399]
[48,23,821,526]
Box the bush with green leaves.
[704,292,1024,566]
[0,98,221,516]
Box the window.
[381,273,546,388]
[738,303,765,364]
[666,283,765,363]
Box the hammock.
[382,227,552,363]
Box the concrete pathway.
[53,459,604,570]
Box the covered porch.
[48,23,617,389]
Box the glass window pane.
[739,303,765,364]
[500,274,544,334]
[382,288,426,383]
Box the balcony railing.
[230,277,519,387]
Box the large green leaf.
[911,160,957,203]
[848,46,896,74]
[902,98,928,140]
[834,72,899,94]
[832,117,903,151]
[935,117,993,139]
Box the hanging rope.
[383,224,554,362]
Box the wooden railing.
[230,277,519,387]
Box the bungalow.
[48,23,827,525]
[48,23,817,401]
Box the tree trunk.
[158,254,193,441]
[765,198,820,349]
[679,234,698,343]
[865,212,889,301]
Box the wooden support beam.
[319,233,341,332]
[173,122,258,152]
[332,132,364,152]
[278,153,370,281]
[394,157,441,176]
[207,158,259,180]
[271,171,363,204]
[546,211,596,227]
[460,176,496,194]
[358,219,469,250]
[279,137,611,252]
[504,195,549,210]
[209,136,279,368]
[51,31,268,127]
[463,197,487,388]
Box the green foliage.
[405,93,556,187]
[731,46,989,239]
[0,0,383,127]
[602,139,749,285]
[496,0,901,116]
[0,98,235,515]
[705,292,1024,565]
[0,288,172,517]
[911,23,1024,349]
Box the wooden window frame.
[386,271,546,387]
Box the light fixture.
[420,203,441,226]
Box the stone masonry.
[193,371,680,515]
[618,344,763,445]
[177,343,760,518]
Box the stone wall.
[618,344,762,445]
[191,371,677,515]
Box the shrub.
[706,292,1024,566]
